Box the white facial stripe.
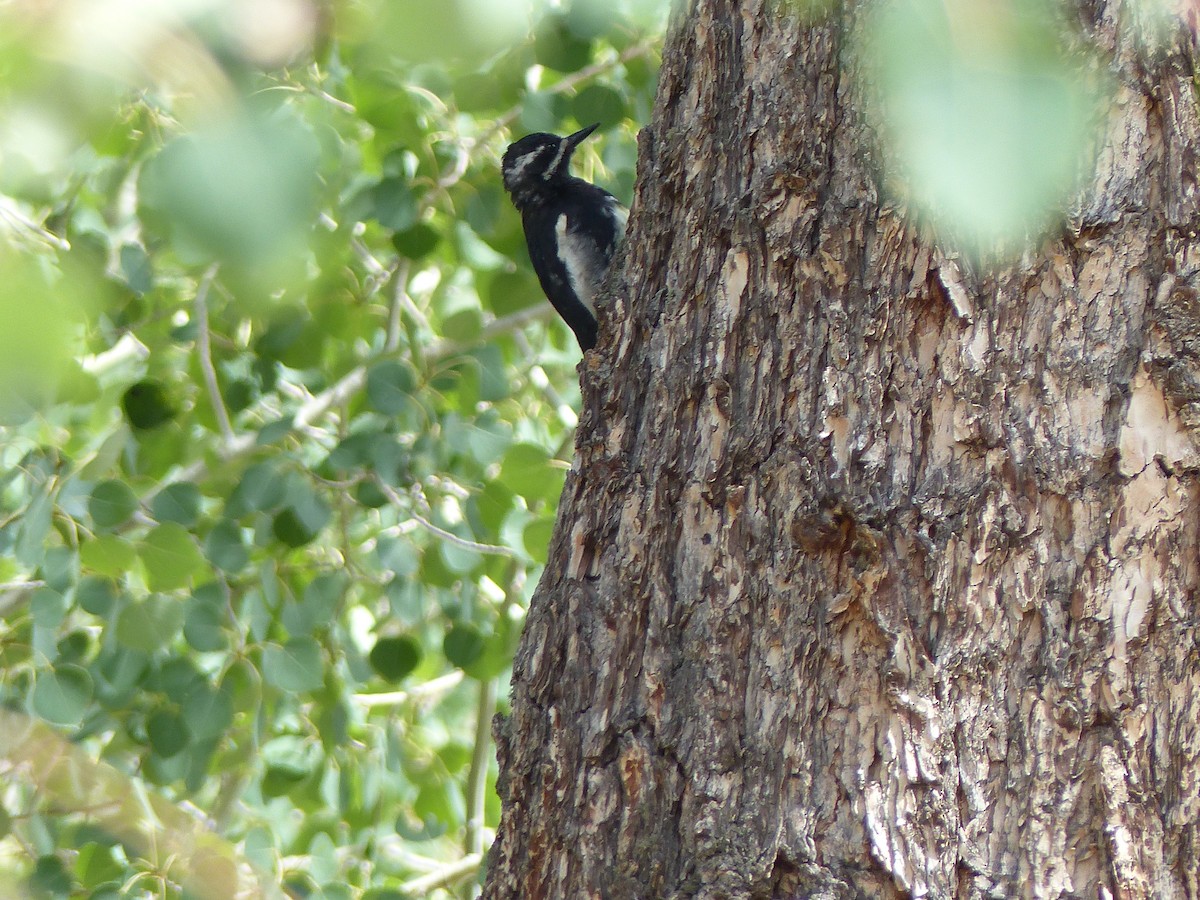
[542,139,568,180]
[507,150,541,183]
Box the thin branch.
[465,677,498,859]
[294,367,367,431]
[0,580,45,593]
[193,265,235,445]
[425,304,555,363]
[354,671,465,708]
[377,480,514,558]
[398,853,483,896]
[386,259,412,352]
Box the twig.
[465,677,498,859]
[398,853,483,896]
[376,480,514,558]
[425,304,555,363]
[386,259,411,352]
[354,671,465,708]
[193,265,235,445]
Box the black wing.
[523,180,624,351]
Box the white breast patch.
[555,213,602,313]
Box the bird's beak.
[565,123,600,150]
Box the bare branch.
[354,671,465,709]
[398,853,483,896]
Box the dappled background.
[0,0,661,896]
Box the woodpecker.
[502,123,627,352]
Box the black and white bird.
[502,123,627,352]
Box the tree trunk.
[485,2,1200,897]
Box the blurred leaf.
[79,536,136,579]
[861,0,1101,250]
[572,85,626,128]
[443,623,485,669]
[32,664,93,725]
[523,516,556,564]
[121,379,175,430]
[368,635,423,682]
[140,523,205,591]
[391,221,441,258]
[498,442,555,501]
[366,361,417,415]
[183,684,234,741]
[75,576,118,617]
[139,107,320,286]
[151,482,201,527]
[262,638,324,693]
[228,461,288,516]
[205,520,249,573]
[0,248,94,419]
[88,480,138,530]
[115,595,184,653]
[534,13,593,73]
[370,176,418,230]
[183,592,229,653]
[147,709,189,758]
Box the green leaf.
[147,708,189,758]
[121,379,175,430]
[118,242,152,295]
[79,535,136,578]
[139,523,205,591]
[523,516,556,564]
[391,222,440,258]
[534,13,593,73]
[273,508,319,548]
[366,361,417,415]
[88,479,139,529]
[484,269,542,317]
[115,595,184,653]
[76,842,123,889]
[370,176,418,231]
[205,519,249,573]
[183,585,229,652]
[368,636,422,682]
[76,576,118,616]
[30,587,67,628]
[443,624,485,670]
[32,664,93,725]
[183,684,234,740]
[262,638,324,693]
[463,628,514,681]
[572,85,626,128]
[861,0,1101,251]
[139,109,320,283]
[228,461,287,516]
[29,854,73,896]
[151,482,201,526]
[498,442,554,501]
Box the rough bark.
[485,1,1200,897]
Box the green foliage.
[860,0,1108,254]
[0,0,664,895]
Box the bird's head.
[502,123,599,202]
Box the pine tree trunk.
[485,2,1200,897]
